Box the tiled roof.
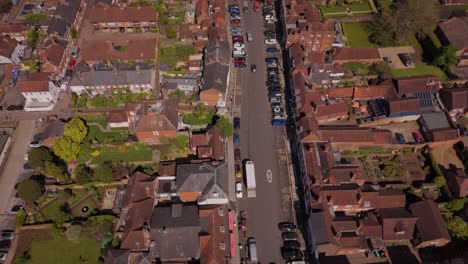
[378,207,418,241]
[438,16,468,51]
[201,62,229,93]
[332,48,380,62]
[317,126,392,144]
[409,200,451,244]
[88,6,157,23]
[387,97,420,114]
[439,87,468,111]
[134,100,179,133]
[0,36,17,58]
[18,72,50,93]
[396,76,441,95]
[122,172,155,208]
[81,37,157,62]
[108,111,128,123]
[120,198,154,250]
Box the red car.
[235,148,241,162]
[239,217,247,232]
[254,1,260,12]
[412,131,424,143]
[232,35,244,41]
[231,19,241,24]
[234,58,246,64]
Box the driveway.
[378,46,416,70]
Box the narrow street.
[229,1,297,262]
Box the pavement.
[227,2,297,263]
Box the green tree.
[434,176,446,188]
[74,164,92,184]
[15,209,26,227]
[45,161,70,183]
[26,28,39,46]
[53,136,80,162]
[25,13,47,24]
[47,204,69,224]
[65,224,82,241]
[215,116,234,137]
[28,147,53,169]
[50,223,65,239]
[93,163,113,183]
[175,135,188,152]
[70,26,78,40]
[446,197,468,212]
[17,179,44,203]
[445,216,468,239]
[64,117,88,143]
[433,45,459,71]
[166,26,177,39]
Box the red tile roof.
[396,76,441,95]
[158,161,176,176]
[88,6,157,23]
[353,80,397,99]
[439,88,468,111]
[378,208,418,241]
[314,103,349,121]
[108,111,128,123]
[18,72,50,93]
[388,97,420,114]
[409,200,451,245]
[317,126,392,144]
[332,48,380,63]
[122,172,156,208]
[0,35,17,58]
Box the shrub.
[93,163,113,183]
[45,162,70,183]
[446,197,468,212]
[434,176,446,188]
[215,116,234,137]
[17,179,44,203]
[74,164,93,184]
[28,147,53,169]
[15,209,26,227]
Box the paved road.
[233,4,294,263]
[0,120,35,215]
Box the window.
[218,209,224,216]
[219,225,225,233]
[219,242,225,250]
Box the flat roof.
[421,112,450,130]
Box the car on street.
[247,32,253,42]
[10,205,23,213]
[395,133,406,144]
[23,154,28,161]
[232,28,242,36]
[265,57,278,63]
[254,1,260,12]
[265,39,277,45]
[267,61,278,68]
[0,251,7,262]
[235,164,242,178]
[282,232,298,241]
[281,248,303,261]
[0,231,14,240]
[233,132,240,144]
[251,64,256,72]
[233,117,240,130]
[398,53,413,67]
[267,47,278,53]
[248,238,258,262]
[282,240,300,250]
[236,182,243,198]
[262,4,273,12]
[71,46,80,58]
[234,58,246,64]
[239,217,247,232]
[233,35,244,41]
[265,14,274,20]
[278,222,296,232]
[264,30,275,36]
[271,102,281,108]
[231,19,241,24]
[270,96,281,103]
[235,148,241,162]
[235,63,247,68]
[270,91,282,98]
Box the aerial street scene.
[0,0,467,263]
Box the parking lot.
[378,46,416,70]
[374,120,421,144]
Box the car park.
[235,164,242,178]
[233,117,240,130]
[395,133,406,144]
[233,132,240,144]
[236,182,243,198]
[281,248,303,261]
[283,240,300,250]
[235,148,241,161]
[282,232,298,241]
[267,47,278,53]
[251,64,257,72]
[278,222,296,232]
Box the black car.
[283,240,300,250]
[251,64,257,72]
[395,133,406,144]
[278,222,296,232]
[235,63,247,68]
[281,248,303,261]
[398,53,413,67]
[10,205,23,213]
[233,117,240,130]
[282,232,298,241]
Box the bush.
[17,179,44,203]
[434,176,446,188]
[92,163,113,183]
[446,197,468,212]
[25,13,47,23]
[215,116,234,137]
[15,209,26,227]
[182,105,216,125]
[28,147,53,169]
[343,62,370,76]
[45,162,70,183]
[166,26,177,38]
[445,216,468,239]
[74,164,93,184]
[49,223,65,239]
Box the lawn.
[391,62,447,80]
[440,5,468,11]
[324,12,372,18]
[90,143,153,164]
[29,238,101,264]
[40,197,68,221]
[342,22,375,48]
[81,114,107,128]
[320,2,371,13]
[85,125,128,144]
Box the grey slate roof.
[204,40,230,65]
[201,62,229,93]
[175,161,228,203]
[47,0,81,37]
[150,204,201,260]
[70,69,153,87]
[309,211,331,245]
[421,112,451,130]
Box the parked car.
[283,240,300,250]
[247,32,253,42]
[282,232,298,241]
[395,133,406,144]
[271,102,282,108]
[265,57,278,63]
[270,96,281,103]
[233,132,240,144]
[235,148,241,162]
[412,131,424,143]
[8,78,16,88]
[235,164,242,178]
[264,30,275,36]
[267,47,278,53]
[235,63,247,68]
[233,117,240,130]
[231,19,241,24]
[0,231,14,240]
[398,53,413,67]
[239,217,247,232]
[10,205,23,213]
[71,46,80,58]
[236,182,243,198]
[383,56,392,64]
[281,248,303,261]
[278,222,296,232]
[262,4,273,12]
[232,28,242,36]
[265,39,277,45]
[233,35,244,41]
[0,251,7,263]
[234,58,246,64]
[29,140,42,148]
[267,62,278,68]
[251,64,257,72]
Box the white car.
[265,39,277,45]
[247,32,253,42]
[234,43,245,50]
[265,14,274,20]
[236,182,243,198]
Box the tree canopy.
[26,28,39,47]
[445,216,468,239]
[45,161,70,183]
[446,198,468,212]
[28,147,53,169]
[53,136,81,162]
[74,164,92,184]
[433,45,459,71]
[64,117,88,143]
[215,116,234,137]
[17,179,44,203]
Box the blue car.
[265,57,278,63]
[266,47,278,53]
[233,132,240,144]
[272,119,286,126]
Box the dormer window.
[219,225,225,233]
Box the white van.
[248,237,258,263]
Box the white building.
[19,72,60,112]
